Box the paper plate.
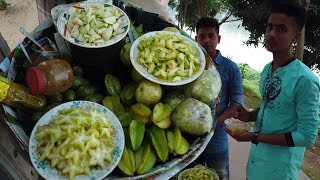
[56,1,130,48]
[130,31,206,86]
[29,101,124,180]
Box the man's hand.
[216,105,237,127]
[234,105,251,122]
[225,128,253,142]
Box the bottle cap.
[26,67,45,95]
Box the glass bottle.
[0,76,46,111]
[26,59,74,95]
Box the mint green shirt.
[247,59,320,180]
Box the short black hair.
[270,3,307,32]
[196,17,219,35]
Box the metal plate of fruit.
[29,101,125,180]
[130,31,206,86]
[56,1,130,48]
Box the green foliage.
[228,0,320,67]
[172,0,320,67]
[0,0,7,10]
[243,89,262,109]
[237,63,262,109]
[238,63,261,82]
[243,79,262,109]
[170,0,231,31]
[238,63,320,125]
[242,79,260,99]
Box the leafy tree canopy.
[170,0,320,67]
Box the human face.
[196,27,220,54]
[265,13,301,53]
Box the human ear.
[218,35,221,43]
[292,32,301,44]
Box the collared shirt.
[214,51,244,118]
[203,50,244,156]
[201,50,244,163]
[247,59,320,180]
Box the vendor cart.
[0,1,221,179]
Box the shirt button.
[252,161,254,163]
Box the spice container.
[26,59,74,95]
[0,76,46,111]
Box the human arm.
[233,105,260,122]
[225,104,290,145]
[230,63,244,106]
[227,77,320,147]
[226,130,292,146]
[217,103,260,125]
[215,104,237,127]
[226,106,298,146]
[215,63,244,126]
[216,104,259,126]
[290,76,319,147]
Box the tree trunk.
[179,0,184,29]
[179,0,189,29]
[294,0,307,61]
[295,27,305,61]
[197,0,205,18]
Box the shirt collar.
[271,57,296,68]
[214,50,223,65]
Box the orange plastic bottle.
[26,59,74,95]
[0,76,46,111]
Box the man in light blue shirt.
[227,3,320,180]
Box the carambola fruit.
[147,126,169,162]
[102,95,125,117]
[166,128,189,156]
[118,112,132,128]
[130,103,151,124]
[129,120,145,151]
[117,146,136,176]
[105,74,121,96]
[152,103,172,129]
[120,42,132,67]
[135,142,156,175]
[120,83,136,105]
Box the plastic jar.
[0,76,46,111]
[26,59,74,95]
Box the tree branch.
[224,18,242,23]
[219,11,232,24]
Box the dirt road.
[0,0,38,50]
